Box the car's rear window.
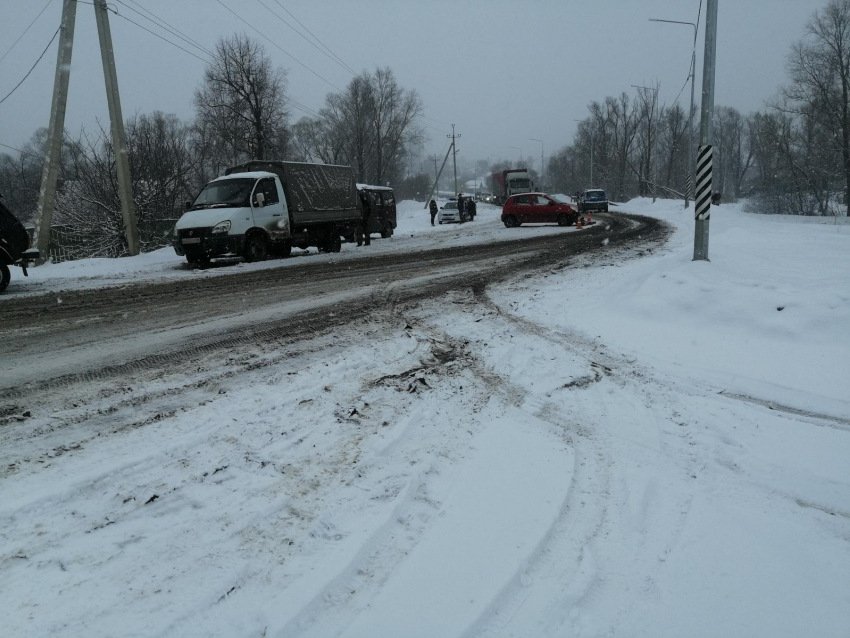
[586,190,606,198]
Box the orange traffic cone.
[576,214,584,229]
[587,211,592,225]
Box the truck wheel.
[504,215,518,228]
[0,263,10,292]
[380,225,392,239]
[603,204,609,213]
[243,233,268,262]
[557,213,570,227]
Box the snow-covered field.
[3,200,849,637]
[1,200,571,297]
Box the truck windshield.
[191,178,255,209]
[509,179,530,188]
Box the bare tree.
[785,0,850,207]
[194,34,289,163]
[291,68,423,185]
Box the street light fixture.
[632,84,660,203]
[530,138,543,190]
[650,18,698,209]
[573,119,594,187]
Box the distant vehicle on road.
[491,169,533,206]
[356,184,397,239]
[438,201,462,224]
[501,193,579,228]
[577,189,608,213]
[173,161,361,264]
[0,195,39,292]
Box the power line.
[271,0,358,76]
[0,26,61,107]
[290,99,321,118]
[112,12,212,64]
[114,0,214,58]
[0,0,54,66]
[0,141,42,158]
[419,114,452,126]
[214,0,343,92]
[255,0,356,77]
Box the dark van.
[357,184,397,239]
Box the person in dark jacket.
[429,199,438,226]
[457,195,465,223]
[467,198,476,220]
[357,192,372,246]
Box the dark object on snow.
[467,199,477,220]
[711,190,722,205]
[429,199,438,226]
[0,194,40,293]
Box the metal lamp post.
[573,119,594,186]
[530,138,543,190]
[649,18,698,209]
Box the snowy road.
[2,201,849,637]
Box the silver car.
[438,201,461,224]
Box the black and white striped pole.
[694,0,718,261]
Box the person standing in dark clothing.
[467,198,476,220]
[429,199,438,226]
[457,194,465,223]
[359,192,372,246]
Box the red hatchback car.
[501,193,579,228]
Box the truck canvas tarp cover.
[226,161,360,226]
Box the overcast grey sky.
[0,0,825,171]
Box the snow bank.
[501,197,850,418]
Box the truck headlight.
[211,220,231,234]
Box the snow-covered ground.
[3,199,849,637]
[1,200,571,297]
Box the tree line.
[548,0,850,216]
[0,34,423,258]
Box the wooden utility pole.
[94,0,139,255]
[34,0,140,264]
[34,0,77,264]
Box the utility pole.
[94,0,139,255]
[649,18,698,209]
[424,142,455,209]
[448,124,461,195]
[34,0,140,264]
[694,0,718,261]
[573,119,594,186]
[530,138,543,190]
[34,0,78,265]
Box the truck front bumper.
[173,228,246,258]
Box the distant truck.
[491,169,533,206]
[173,160,361,264]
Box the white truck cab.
[174,172,290,264]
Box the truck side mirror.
[184,201,191,211]
[255,192,265,207]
